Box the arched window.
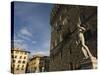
[23,61,26,64]
[21,65,24,70]
[18,60,21,63]
[20,56,22,59]
[24,56,26,59]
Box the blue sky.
[13,2,53,56]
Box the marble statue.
[76,18,93,59]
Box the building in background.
[49,4,97,71]
[11,48,30,74]
[27,54,50,73]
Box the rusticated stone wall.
[49,4,97,71]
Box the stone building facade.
[27,55,50,73]
[49,4,97,71]
[11,48,30,74]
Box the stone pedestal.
[80,57,97,69]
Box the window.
[25,52,27,55]
[16,68,19,70]
[33,62,35,65]
[17,65,20,68]
[24,56,26,59]
[12,55,14,58]
[13,60,15,63]
[15,55,17,58]
[22,65,24,67]
[16,65,20,70]
[20,56,22,59]
[18,60,21,63]
[22,61,25,64]
[21,68,24,70]
[20,52,23,54]
[15,51,19,54]
[21,65,24,70]
[11,51,13,54]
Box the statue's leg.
[80,33,90,58]
[80,34,93,57]
[82,45,93,57]
[82,47,89,59]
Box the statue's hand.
[80,27,86,31]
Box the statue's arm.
[77,25,86,31]
[80,27,86,31]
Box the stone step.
[80,57,97,69]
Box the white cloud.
[30,39,50,57]
[13,39,28,50]
[20,27,32,37]
[32,41,36,44]
[13,39,23,43]
[12,36,28,50]
[31,50,50,56]
[17,33,31,41]
[42,39,50,51]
